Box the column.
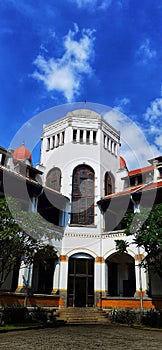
[108,138,111,151]
[52,261,60,294]
[59,133,63,146]
[76,129,79,143]
[104,135,107,149]
[90,130,93,144]
[111,141,114,154]
[46,138,50,151]
[59,255,69,307]
[135,252,148,298]
[94,253,106,307]
[50,136,53,149]
[83,130,86,143]
[16,261,33,292]
[55,134,58,147]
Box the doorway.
[106,253,136,297]
[67,253,94,307]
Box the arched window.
[105,172,114,195]
[46,167,61,192]
[71,165,95,225]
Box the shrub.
[141,310,162,328]
[29,307,47,324]
[3,306,30,324]
[111,309,137,326]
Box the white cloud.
[143,96,162,153]
[104,108,156,169]
[144,97,162,121]
[32,25,95,102]
[114,97,130,112]
[136,38,156,64]
[155,135,162,148]
[71,0,112,10]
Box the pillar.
[16,261,33,293]
[90,130,93,144]
[104,135,107,149]
[83,130,86,143]
[76,129,80,143]
[59,255,69,307]
[52,261,60,294]
[135,252,148,298]
[55,134,58,147]
[94,254,107,307]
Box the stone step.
[55,308,109,324]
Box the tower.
[41,109,122,306]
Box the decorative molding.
[64,232,101,238]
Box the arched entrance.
[106,253,136,297]
[32,248,58,294]
[67,253,94,307]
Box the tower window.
[86,130,90,143]
[62,131,65,144]
[71,165,95,225]
[46,138,50,151]
[105,172,114,195]
[52,136,55,149]
[46,167,61,192]
[93,131,97,144]
[80,130,84,143]
[73,129,77,142]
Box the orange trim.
[128,165,154,176]
[97,256,103,263]
[135,254,143,261]
[135,291,147,297]
[58,297,64,306]
[102,180,162,201]
[97,299,155,309]
[0,295,59,307]
[60,255,67,262]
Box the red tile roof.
[101,180,162,201]
[128,165,154,176]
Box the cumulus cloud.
[32,25,95,102]
[136,38,156,64]
[104,108,156,170]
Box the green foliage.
[116,204,162,282]
[111,309,137,326]
[115,240,129,254]
[0,197,57,288]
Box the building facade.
[0,108,162,309]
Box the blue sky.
[0,0,162,169]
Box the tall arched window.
[105,172,114,195]
[71,165,95,225]
[46,167,61,192]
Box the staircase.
[55,307,109,324]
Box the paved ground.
[0,324,162,350]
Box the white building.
[1,108,162,309]
[39,108,162,309]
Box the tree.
[0,197,57,289]
[116,204,162,283]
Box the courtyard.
[0,324,162,350]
